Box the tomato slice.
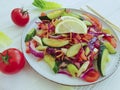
[82,69,100,82]
[103,36,117,48]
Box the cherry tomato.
[82,69,100,82]
[11,8,29,26]
[0,48,25,74]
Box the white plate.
[22,8,120,86]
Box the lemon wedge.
[55,16,87,34]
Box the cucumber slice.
[53,61,59,73]
[97,44,110,76]
[62,12,80,19]
[47,9,65,19]
[33,36,43,45]
[67,64,79,77]
[85,47,90,56]
[25,28,36,42]
[77,61,90,77]
[66,43,81,57]
[39,16,51,21]
[103,41,116,54]
[83,20,92,26]
[44,54,59,73]
[44,54,55,68]
[42,38,69,47]
[36,45,47,51]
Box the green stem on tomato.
[0,51,9,64]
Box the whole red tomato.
[11,8,29,26]
[0,48,25,74]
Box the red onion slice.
[29,41,44,58]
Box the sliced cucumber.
[103,41,116,54]
[33,36,43,45]
[83,20,92,26]
[42,38,69,47]
[97,44,110,76]
[47,9,65,19]
[77,61,90,77]
[67,64,78,77]
[85,47,90,56]
[39,16,51,21]
[25,28,36,42]
[36,45,47,51]
[81,42,87,47]
[44,54,55,68]
[66,43,81,57]
[53,61,59,73]
[44,54,59,73]
[62,12,80,19]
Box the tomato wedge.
[82,69,100,82]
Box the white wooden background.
[0,0,120,90]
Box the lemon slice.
[55,16,87,34]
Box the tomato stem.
[0,51,9,64]
[21,8,28,15]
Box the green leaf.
[32,0,62,11]
[0,32,12,51]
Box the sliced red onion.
[46,47,56,55]
[88,37,98,51]
[29,41,44,58]
[48,23,55,32]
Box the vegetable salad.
[25,9,117,82]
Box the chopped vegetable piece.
[77,61,90,77]
[81,68,100,82]
[53,62,59,73]
[25,28,36,42]
[36,45,47,51]
[83,20,92,26]
[44,54,55,69]
[42,38,69,47]
[67,64,78,77]
[97,44,110,76]
[66,43,81,57]
[103,41,116,54]
[47,9,65,19]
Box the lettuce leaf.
[32,0,62,10]
[0,32,12,51]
